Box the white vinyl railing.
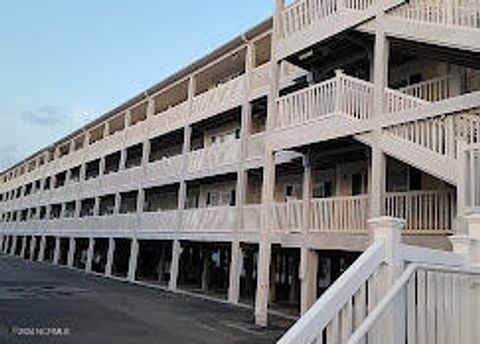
[387,115,457,157]
[275,72,373,129]
[384,87,429,113]
[278,240,386,344]
[279,224,472,344]
[383,190,456,233]
[390,0,480,28]
[310,195,369,232]
[349,264,480,344]
[399,75,453,102]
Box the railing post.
[335,69,344,114]
[368,216,405,344]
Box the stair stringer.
[381,132,459,186]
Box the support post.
[53,237,61,265]
[9,235,17,255]
[300,152,317,314]
[29,236,36,260]
[370,17,389,218]
[228,241,242,304]
[169,240,182,290]
[368,216,405,344]
[67,237,76,268]
[37,236,46,262]
[127,237,139,281]
[85,237,95,272]
[20,236,27,258]
[105,237,115,277]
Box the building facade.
[1,0,479,326]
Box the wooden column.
[37,236,46,261]
[169,240,182,290]
[53,237,61,265]
[105,237,115,277]
[67,237,76,268]
[127,237,139,281]
[300,153,317,314]
[85,237,95,272]
[20,236,27,258]
[370,17,389,218]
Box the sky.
[0,1,273,171]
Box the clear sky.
[0,1,273,171]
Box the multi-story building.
[1,0,479,329]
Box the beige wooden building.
[1,0,480,333]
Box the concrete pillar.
[105,237,115,277]
[67,237,76,268]
[85,237,95,272]
[228,241,242,304]
[0,235,4,253]
[169,240,182,290]
[37,236,46,262]
[53,237,61,265]
[20,236,27,258]
[127,237,139,281]
[142,140,150,166]
[93,197,100,217]
[114,193,121,215]
[368,216,405,344]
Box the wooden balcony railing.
[387,115,457,157]
[187,141,240,174]
[383,189,456,233]
[310,195,369,233]
[384,87,428,114]
[275,71,373,129]
[399,75,453,102]
[281,0,376,39]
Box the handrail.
[278,240,385,344]
[348,263,480,344]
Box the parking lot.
[0,255,292,344]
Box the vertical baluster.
[407,272,417,344]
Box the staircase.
[278,216,480,344]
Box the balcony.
[190,75,245,124]
[186,141,241,177]
[269,190,455,234]
[275,72,373,129]
[181,206,237,232]
[277,0,383,59]
[389,0,480,29]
